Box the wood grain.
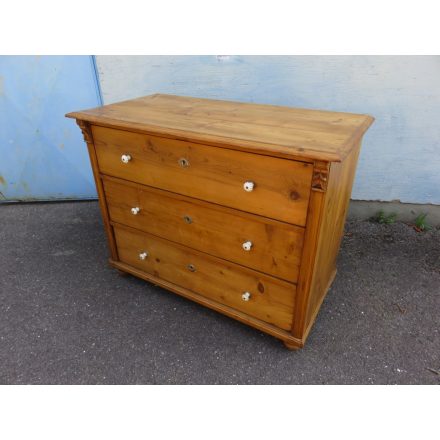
[113,224,296,330]
[76,120,119,261]
[103,176,304,282]
[66,94,374,162]
[291,166,328,338]
[67,95,374,349]
[109,259,303,348]
[305,143,362,331]
[93,125,313,225]
[293,142,363,340]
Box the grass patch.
[371,210,397,224]
[414,213,431,232]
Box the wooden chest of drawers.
[67,94,373,349]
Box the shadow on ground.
[0,201,439,384]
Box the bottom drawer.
[114,225,296,331]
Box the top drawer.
[92,125,313,225]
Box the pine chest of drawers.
[67,94,373,349]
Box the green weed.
[372,210,397,224]
[414,213,431,232]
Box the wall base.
[348,200,440,226]
[2,198,439,227]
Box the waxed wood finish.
[76,121,119,261]
[103,176,304,282]
[113,225,296,330]
[109,259,303,346]
[67,94,374,162]
[67,94,373,349]
[292,144,362,341]
[304,144,362,336]
[93,125,313,226]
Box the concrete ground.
[0,201,439,384]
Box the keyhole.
[178,158,189,168]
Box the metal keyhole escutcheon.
[178,158,190,168]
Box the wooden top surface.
[66,93,374,162]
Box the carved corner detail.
[311,161,329,192]
[76,120,93,143]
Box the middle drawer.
[103,177,304,282]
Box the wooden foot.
[283,340,301,351]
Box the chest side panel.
[293,143,362,340]
[305,144,362,329]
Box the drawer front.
[114,226,295,330]
[103,177,304,282]
[93,125,313,225]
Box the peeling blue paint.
[0,56,101,201]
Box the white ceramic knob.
[241,292,251,302]
[243,181,255,192]
[121,154,132,164]
[131,207,140,215]
[139,251,148,260]
[242,241,253,251]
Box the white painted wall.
[95,56,440,205]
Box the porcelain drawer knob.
[131,207,140,215]
[139,251,148,260]
[121,154,132,163]
[241,292,251,302]
[243,181,255,192]
[242,241,253,251]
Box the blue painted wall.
[0,56,101,201]
[96,55,440,205]
[2,56,439,205]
